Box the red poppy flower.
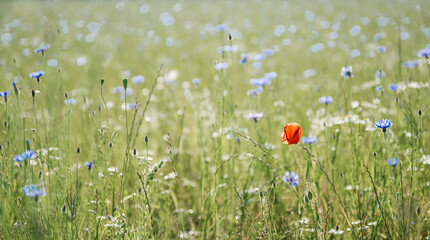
[282,122,301,145]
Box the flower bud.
[123,78,128,90]
[13,82,19,95]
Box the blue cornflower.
[84,161,93,170]
[376,46,386,53]
[387,158,398,167]
[14,150,35,163]
[224,45,238,52]
[417,47,430,58]
[131,75,145,84]
[254,54,266,61]
[192,78,200,85]
[112,86,123,94]
[64,98,76,105]
[0,91,8,97]
[120,88,134,100]
[283,171,299,187]
[247,87,263,97]
[375,70,386,79]
[23,183,46,198]
[376,86,382,91]
[389,84,399,91]
[240,53,248,64]
[13,154,24,162]
[264,72,277,80]
[29,71,44,82]
[302,136,317,144]
[402,60,418,68]
[374,33,385,41]
[122,103,138,111]
[319,96,333,105]
[341,66,353,79]
[128,103,137,109]
[375,119,392,132]
[250,77,271,87]
[215,24,228,32]
[214,62,228,70]
[246,112,263,122]
[35,44,50,56]
[21,150,34,159]
[263,48,275,56]
[252,62,262,69]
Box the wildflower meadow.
[0,0,429,239]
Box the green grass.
[0,0,429,239]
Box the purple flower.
[240,53,248,64]
[35,44,50,56]
[84,161,93,170]
[120,88,134,99]
[192,78,200,85]
[389,84,399,91]
[250,77,271,87]
[132,75,145,84]
[112,86,123,94]
[319,96,333,105]
[402,60,418,68]
[263,48,275,56]
[14,150,35,163]
[387,158,398,167]
[283,171,299,187]
[23,183,46,198]
[224,45,238,52]
[128,103,138,109]
[64,98,76,105]
[341,66,353,79]
[246,112,263,122]
[375,119,392,132]
[302,136,317,144]
[376,46,386,53]
[374,33,385,41]
[214,62,228,70]
[254,54,266,61]
[215,24,228,32]
[417,47,430,58]
[247,87,263,97]
[375,70,386,79]
[29,71,44,80]
[264,72,277,80]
